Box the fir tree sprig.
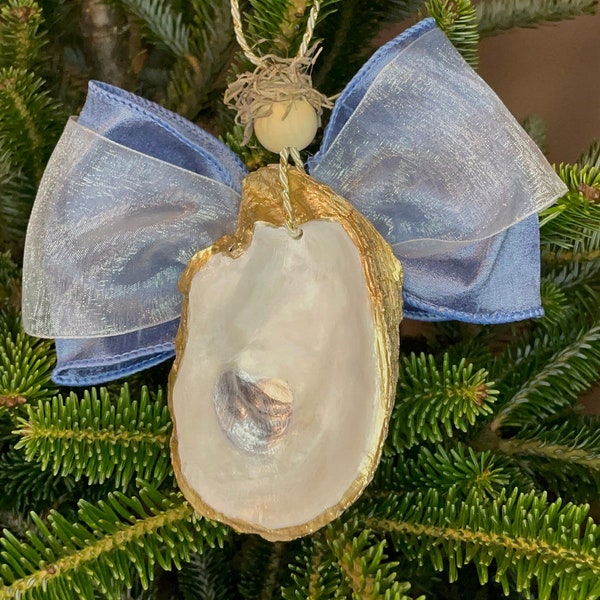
[0,0,47,72]
[0,152,36,253]
[539,279,571,327]
[326,522,420,599]
[0,252,21,312]
[283,533,343,600]
[475,417,600,501]
[109,0,234,118]
[521,114,549,155]
[164,0,233,118]
[0,448,76,512]
[177,548,235,600]
[365,488,600,599]
[578,140,600,168]
[388,353,497,450]
[0,484,228,600]
[425,0,479,69]
[14,384,172,488]
[284,523,420,600]
[115,0,191,56]
[543,260,600,294]
[0,312,55,417]
[312,0,394,96]
[376,444,534,499]
[0,67,63,183]
[237,537,291,600]
[477,0,598,37]
[540,165,600,255]
[490,317,600,430]
[244,0,340,58]
[495,418,600,471]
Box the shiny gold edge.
[168,165,403,542]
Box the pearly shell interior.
[169,166,402,541]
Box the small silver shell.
[213,370,293,454]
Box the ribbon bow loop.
[22,19,567,385]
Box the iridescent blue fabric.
[25,84,246,385]
[22,18,567,385]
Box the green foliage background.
[0,0,598,598]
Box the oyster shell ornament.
[171,0,403,540]
[170,167,402,540]
[21,10,567,542]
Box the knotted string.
[279,147,305,238]
[229,0,321,65]
[224,0,333,144]
[227,0,332,238]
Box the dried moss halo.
[225,0,333,145]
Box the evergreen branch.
[164,0,233,119]
[426,0,479,69]
[489,292,599,402]
[14,384,172,488]
[477,0,597,37]
[312,0,392,96]
[556,162,600,197]
[0,152,35,252]
[178,548,235,600]
[578,140,600,169]
[490,318,600,430]
[366,488,600,598]
[0,449,76,512]
[521,114,548,155]
[0,68,62,182]
[327,522,419,600]
[245,0,340,57]
[0,252,21,313]
[503,439,600,467]
[283,533,344,599]
[244,0,296,56]
[285,522,420,600]
[376,444,534,499]
[496,419,600,470]
[0,0,46,71]
[388,353,497,450]
[539,280,570,327]
[237,537,291,600]
[129,0,233,119]
[543,260,600,292]
[0,313,56,413]
[0,485,228,600]
[115,0,190,56]
[429,322,497,374]
[384,0,428,22]
[222,124,274,170]
[475,418,600,502]
[540,165,600,263]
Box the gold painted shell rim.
[168,166,403,542]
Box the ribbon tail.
[22,81,246,385]
[310,18,567,323]
[53,323,179,386]
[401,216,544,323]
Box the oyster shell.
[169,166,402,541]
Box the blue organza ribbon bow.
[22,19,567,386]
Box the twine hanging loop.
[225,0,333,146]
